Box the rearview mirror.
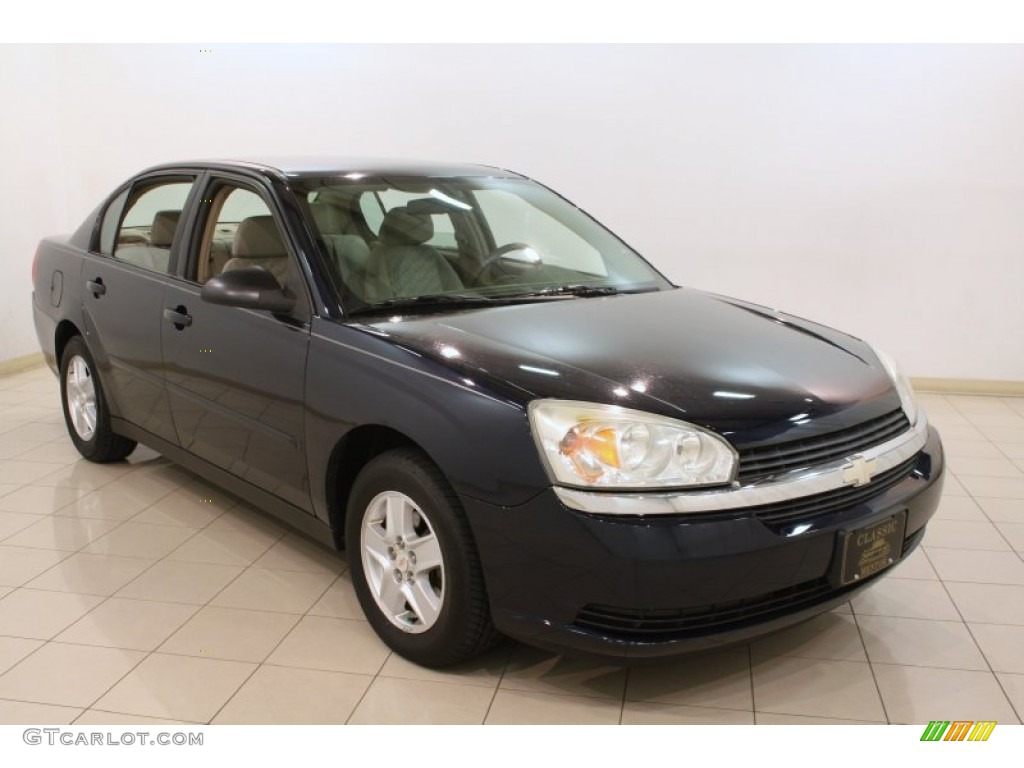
[201,267,296,313]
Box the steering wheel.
[470,242,544,286]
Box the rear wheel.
[59,336,136,462]
[346,448,499,667]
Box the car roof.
[140,156,527,181]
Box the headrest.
[407,197,458,215]
[150,210,181,248]
[233,216,286,259]
[379,207,433,246]
[310,203,353,235]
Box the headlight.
[872,347,919,426]
[528,400,737,490]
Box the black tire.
[345,448,500,667]
[59,336,136,463]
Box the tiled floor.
[0,365,1022,725]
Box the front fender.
[304,319,549,522]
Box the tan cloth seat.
[221,216,290,287]
[207,239,233,278]
[310,203,372,297]
[371,207,462,299]
[150,210,180,248]
[114,209,179,273]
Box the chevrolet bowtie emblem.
[841,455,878,487]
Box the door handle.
[163,306,192,330]
[86,278,106,297]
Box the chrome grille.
[737,408,910,482]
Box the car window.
[97,188,129,256]
[192,184,309,316]
[358,193,385,235]
[474,189,605,276]
[363,190,457,249]
[298,175,670,311]
[113,180,195,275]
[218,188,272,224]
[196,187,275,284]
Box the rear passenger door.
[160,175,312,510]
[81,175,197,444]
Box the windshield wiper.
[521,284,623,298]
[349,285,642,316]
[348,294,510,316]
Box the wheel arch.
[325,424,434,550]
[55,320,82,364]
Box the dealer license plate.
[838,511,907,586]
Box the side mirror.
[201,267,296,313]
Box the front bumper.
[464,424,944,661]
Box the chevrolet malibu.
[31,158,944,666]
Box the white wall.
[0,46,69,362]
[4,44,1023,380]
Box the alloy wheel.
[65,355,97,441]
[360,490,445,633]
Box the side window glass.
[113,180,195,274]
[195,186,306,313]
[98,189,129,256]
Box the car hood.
[363,288,901,448]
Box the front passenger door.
[160,179,312,509]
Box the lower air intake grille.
[751,456,918,527]
[576,579,834,638]
[573,532,925,641]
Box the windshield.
[293,175,673,314]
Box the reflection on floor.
[0,365,1022,724]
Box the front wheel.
[59,336,136,463]
[345,448,499,667]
